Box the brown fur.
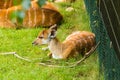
[0,0,13,9]
[23,7,62,28]
[32,24,96,59]
[0,0,22,9]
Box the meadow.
[0,0,99,80]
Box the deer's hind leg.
[62,46,74,59]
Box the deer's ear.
[48,24,58,38]
[49,24,57,31]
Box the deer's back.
[64,31,95,53]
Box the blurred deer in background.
[0,0,63,28]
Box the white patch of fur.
[78,39,82,47]
[42,9,45,25]
[34,8,37,26]
[83,39,87,44]
[52,54,62,59]
[28,9,31,27]
[42,39,49,44]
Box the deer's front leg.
[47,52,52,58]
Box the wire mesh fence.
[84,0,120,80]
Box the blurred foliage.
[13,0,22,5]
[22,0,31,10]
[10,11,25,24]
[37,0,46,7]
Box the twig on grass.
[0,52,31,62]
[0,41,100,68]
[0,52,16,55]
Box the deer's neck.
[48,37,63,59]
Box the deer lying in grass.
[32,24,96,59]
[0,0,63,28]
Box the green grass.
[0,1,99,80]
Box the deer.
[0,0,63,28]
[32,24,96,59]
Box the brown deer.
[32,24,96,59]
[0,0,63,28]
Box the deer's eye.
[38,36,43,39]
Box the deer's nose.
[32,41,37,45]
